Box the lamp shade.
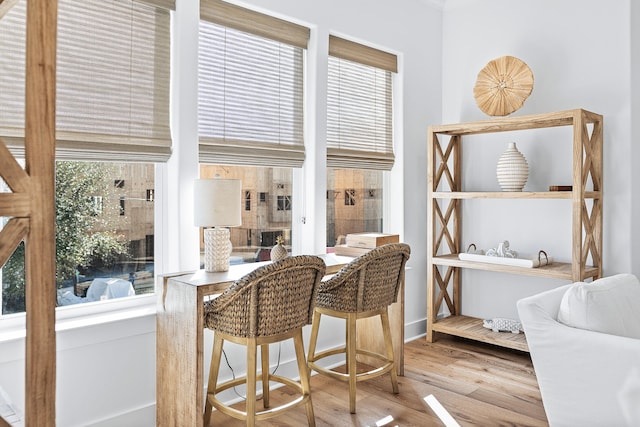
[193,178,242,227]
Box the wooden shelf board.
[432,191,601,200]
[432,254,600,280]
[429,108,601,136]
[431,315,529,352]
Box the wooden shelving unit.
[426,109,603,352]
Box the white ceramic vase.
[496,142,528,191]
[270,235,288,261]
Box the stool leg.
[293,329,316,426]
[246,338,257,427]
[261,343,270,408]
[380,309,399,394]
[204,334,224,426]
[307,310,321,369]
[347,313,357,414]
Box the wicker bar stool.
[307,243,410,414]
[203,255,326,427]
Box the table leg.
[156,277,204,427]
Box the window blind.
[0,0,173,162]
[200,0,308,49]
[198,0,308,167]
[327,35,396,171]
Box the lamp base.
[204,227,231,272]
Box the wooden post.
[23,0,58,424]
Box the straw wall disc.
[473,56,534,116]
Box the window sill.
[0,294,157,346]
[56,294,156,332]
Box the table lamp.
[193,178,242,272]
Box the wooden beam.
[0,194,30,218]
[0,0,19,20]
[0,138,30,193]
[23,0,58,424]
[0,218,29,268]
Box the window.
[199,165,292,263]
[1,162,156,315]
[277,195,292,211]
[244,191,251,211]
[93,196,104,215]
[197,2,305,262]
[344,189,356,206]
[0,0,172,315]
[325,37,396,247]
[327,169,383,246]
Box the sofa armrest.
[517,287,640,427]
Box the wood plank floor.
[206,336,548,426]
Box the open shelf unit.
[426,109,603,351]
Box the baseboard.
[404,318,427,341]
[85,402,155,427]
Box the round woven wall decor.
[473,56,534,117]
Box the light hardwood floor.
[205,336,548,426]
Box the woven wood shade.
[1,0,173,162]
[198,1,308,167]
[473,56,534,116]
[201,0,309,48]
[326,37,396,170]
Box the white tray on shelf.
[458,252,553,268]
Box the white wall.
[0,1,442,426]
[0,303,158,427]
[441,0,637,320]
[632,0,640,275]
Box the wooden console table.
[156,253,405,427]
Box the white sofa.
[517,274,640,427]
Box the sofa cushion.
[557,273,640,339]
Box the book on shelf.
[344,232,399,249]
[549,185,572,191]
